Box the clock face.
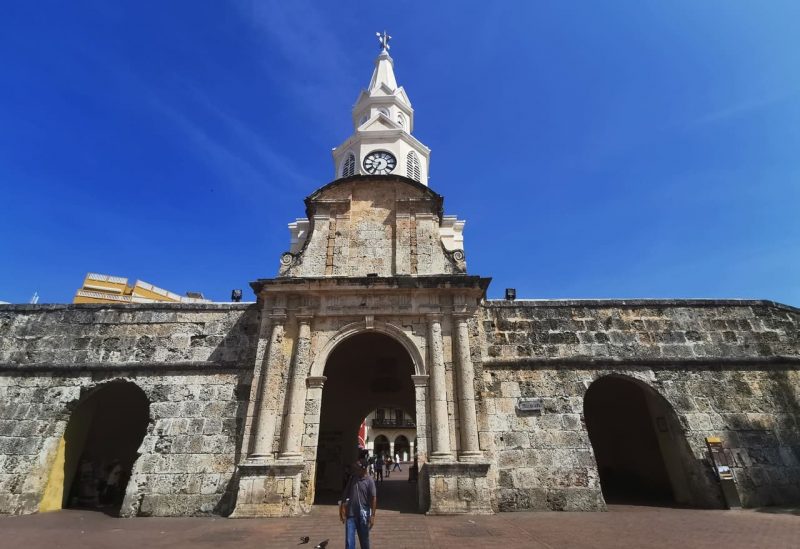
[363,150,396,175]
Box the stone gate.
[1,36,799,517]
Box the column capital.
[269,311,288,321]
[295,313,314,323]
[451,311,474,321]
[426,312,443,322]
[411,374,429,387]
[306,376,327,389]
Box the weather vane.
[376,30,391,51]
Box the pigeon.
[298,536,310,545]
[314,540,329,549]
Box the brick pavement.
[3,504,798,549]
[2,468,798,549]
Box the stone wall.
[0,303,259,516]
[476,300,800,510]
[1,297,798,517]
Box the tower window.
[406,151,420,181]
[378,107,389,117]
[397,112,406,129]
[342,153,356,177]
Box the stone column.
[250,312,287,459]
[412,375,429,462]
[427,314,452,461]
[452,313,482,461]
[304,376,326,452]
[278,315,313,461]
[410,374,430,513]
[304,376,326,497]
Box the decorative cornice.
[0,303,255,312]
[0,361,245,373]
[304,174,442,220]
[481,355,800,369]
[251,274,492,295]
[483,298,800,313]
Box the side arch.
[308,319,427,378]
[40,379,150,515]
[372,434,391,457]
[583,373,720,508]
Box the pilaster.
[278,314,313,461]
[452,312,482,461]
[250,311,287,459]
[427,313,452,461]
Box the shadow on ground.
[314,464,419,514]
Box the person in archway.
[101,460,123,506]
[392,453,402,472]
[373,454,383,482]
[339,458,376,549]
[384,456,392,478]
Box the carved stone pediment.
[277,176,467,278]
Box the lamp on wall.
[231,289,243,302]
[505,288,516,301]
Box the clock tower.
[332,31,431,184]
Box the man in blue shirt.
[339,458,377,549]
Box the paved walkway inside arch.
[314,461,419,514]
[4,468,798,549]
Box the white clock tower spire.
[332,32,431,184]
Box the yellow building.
[73,273,210,304]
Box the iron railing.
[372,418,416,428]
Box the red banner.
[358,419,366,448]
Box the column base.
[429,452,454,463]
[422,461,493,515]
[457,450,484,462]
[229,460,306,518]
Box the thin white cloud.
[687,89,799,127]
[95,60,311,196]
[146,92,274,189]
[235,0,357,128]
[182,82,315,189]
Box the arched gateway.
[229,36,492,517]
[313,331,417,507]
[40,380,149,515]
[1,34,799,520]
[584,375,721,508]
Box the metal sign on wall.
[705,436,742,509]
[516,398,543,413]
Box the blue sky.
[1,1,799,304]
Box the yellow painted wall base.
[39,435,66,512]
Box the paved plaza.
[2,469,798,548]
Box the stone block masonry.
[0,296,799,516]
[0,303,259,516]
[477,299,800,511]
